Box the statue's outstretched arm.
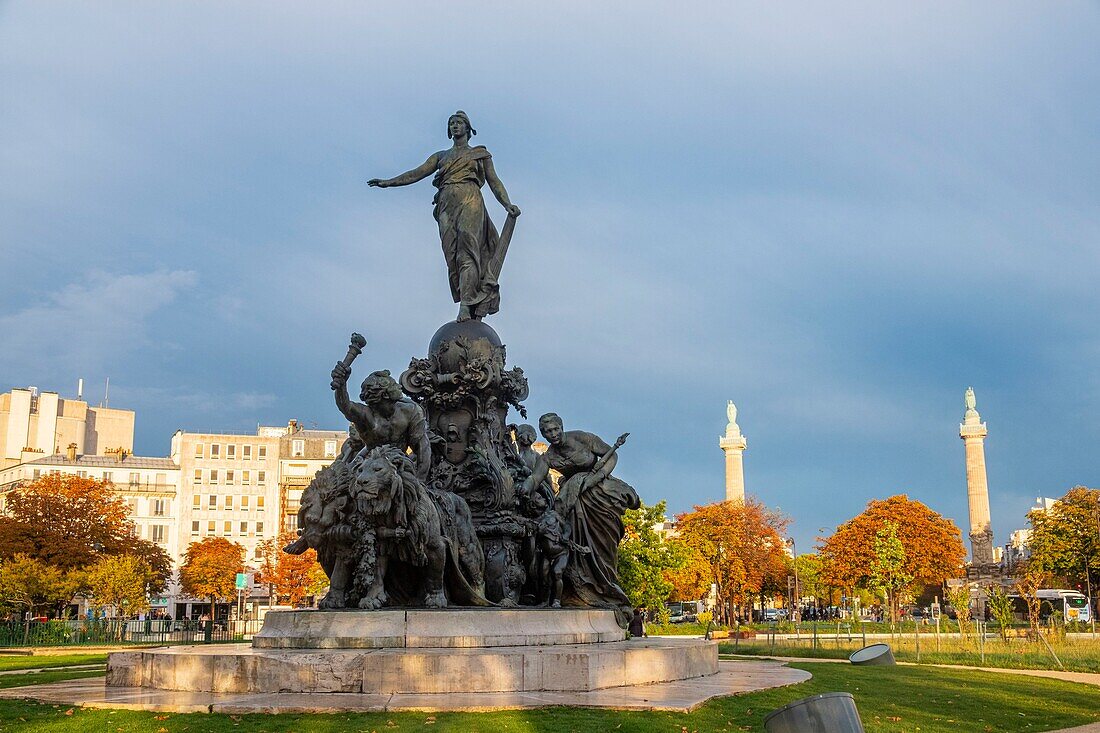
[368,153,439,188]
[484,158,520,216]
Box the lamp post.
[787,537,800,623]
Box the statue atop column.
[368,111,521,323]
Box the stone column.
[718,401,747,503]
[959,387,994,565]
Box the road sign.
[235,573,249,590]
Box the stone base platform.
[252,608,624,649]
[6,660,811,712]
[107,638,717,694]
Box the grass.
[0,662,1098,731]
[721,634,1100,673]
[0,655,107,673]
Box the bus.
[666,601,700,624]
[1008,589,1091,624]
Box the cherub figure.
[523,489,589,608]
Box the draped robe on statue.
[431,146,503,319]
[547,432,641,625]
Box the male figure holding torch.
[330,333,432,482]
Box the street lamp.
[787,537,800,623]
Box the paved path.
[724,653,1100,687]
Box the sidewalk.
[724,652,1100,688]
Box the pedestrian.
[628,608,645,638]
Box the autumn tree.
[819,495,965,614]
[179,538,244,610]
[256,532,328,608]
[674,498,789,625]
[0,474,171,590]
[85,555,155,617]
[1026,486,1100,592]
[665,540,712,604]
[616,501,683,623]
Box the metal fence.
[0,618,265,648]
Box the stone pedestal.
[108,609,718,695]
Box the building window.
[324,440,337,459]
[256,522,264,536]
[210,444,220,459]
[226,470,235,484]
[225,495,233,510]
[103,471,111,482]
[258,446,267,459]
[210,469,219,484]
[192,494,201,509]
[287,515,299,532]
[224,521,232,535]
[208,494,217,509]
[241,495,250,510]
[155,472,167,487]
[207,520,215,535]
[256,496,265,511]
[242,470,250,485]
[257,471,266,485]
[32,469,41,479]
[153,499,166,517]
[77,470,87,479]
[191,520,200,535]
[151,525,166,544]
[243,445,252,460]
[292,439,305,457]
[227,444,236,459]
[194,469,202,484]
[194,443,203,459]
[254,547,263,560]
[128,472,140,486]
[240,521,248,535]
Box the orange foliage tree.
[179,537,244,609]
[818,494,965,615]
[0,474,171,589]
[256,532,328,607]
[674,498,790,625]
[665,540,712,603]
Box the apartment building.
[278,421,348,533]
[0,386,135,470]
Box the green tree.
[945,585,972,637]
[85,555,154,617]
[0,555,80,642]
[179,538,244,610]
[868,521,912,625]
[1026,486,1100,592]
[793,553,828,607]
[617,501,682,623]
[986,586,1015,642]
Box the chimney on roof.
[288,419,299,434]
[66,443,77,462]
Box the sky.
[1,2,1098,555]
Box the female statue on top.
[369,111,521,322]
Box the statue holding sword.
[368,110,521,323]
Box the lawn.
[0,662,1099,732]
[722,635,1100,673]
[0,655,107,672]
